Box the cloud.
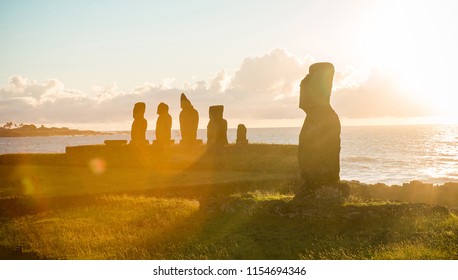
[209,69,230,93]
[1,76,86,106]
[231,48,310,95]
[332,69,434,118]
[91,84,122,102]
[0,49,436,129]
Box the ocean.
[1,125,457,185]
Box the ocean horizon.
[1,124,458,185]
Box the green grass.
[1,195,200,259]
[230,190,294,201]
[1,192,456,260]
[0,144,457,259]
[0,191,458,259]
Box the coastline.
[0,123,113,137]
[1,144,458,208]
[0,130,111,137]
[2,125,458,185]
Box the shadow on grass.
[161,198,456,260]
[0,246,48,260]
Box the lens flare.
[88,157,107,175]
[21,177,35,195]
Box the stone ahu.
[179,93,201,145]
[207,105,228,146]
[154,102,174,145]
[130,102,148,145]
[298,62,348,199]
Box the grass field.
[1,144,457,259]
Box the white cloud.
[231,48,310,96]
[1,76,86,106]
[91,84,123,102]
[132,82,158,95]
[0,49,437,130]
[332,69,434,118]
[209,69,230,93]
[160,77,175,90]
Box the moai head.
[237,124,247,139]
[157,102,169,115]
[180,93,192,109]
[133,102,146,119]
[209,105,224,120]
[299,62,335,112]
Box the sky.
[1,0,458,130]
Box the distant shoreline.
[2,123,456,137]
[0,131,110,137]
[0,124,110,137]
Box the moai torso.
[155,102,172,143]
[207,105,228,146]
[236,124,248,145]
[131,102,148,145]
[179,93,199,143]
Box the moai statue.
[236,124,248,145]
[298,62,347,197]
[207,105,228,146]
[154,102,174,145]
[179,93,200,145]
[130,102,148,145]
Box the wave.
[342,156,378,163]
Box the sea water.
[1,125,457,185]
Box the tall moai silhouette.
[298,62,343,195]
[207,105,228,146]
[236,124,248,145]
[179,93,200,145]
[130,102,148,145]
[154,102,173,145]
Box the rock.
[298,62,340,193]
[294,182,350,203]
[207,105,228,146]
[130,102,149,145]
[199,194,452,223]
[104,140,127,146]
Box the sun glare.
[361,1,457,119]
